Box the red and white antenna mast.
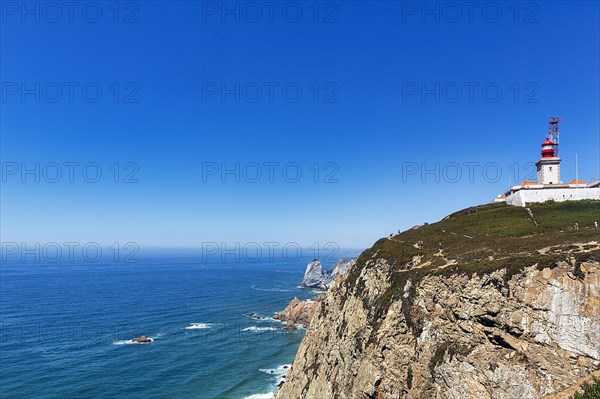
[548,116,560,158]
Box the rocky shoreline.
[273,295,325,330]
[273,257,356,330]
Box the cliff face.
[276,202,600,399]
[277,259,599,399]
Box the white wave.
[259,364,291,383]
[259,364,292,391]
[186,323,213,330]
[113,337,154,345]
[261,317,284,324]
[243,394,274,399]
[250,285,292,292]
[241,326,278,332]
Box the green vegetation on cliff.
[570,376,600,399]
[345,200,599,316]
[278,200,600,399]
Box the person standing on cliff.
[595,221,598,229]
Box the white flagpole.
[576,152,579,189]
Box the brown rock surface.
[131,335,152,343]
[275,260,600,398]
[273,295,325,329]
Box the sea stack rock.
[300,258,357,289]
[300,259,330,289]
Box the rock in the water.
[300,259,330,289]
[300,258,356,289]
[273,295,325,328]
[131,335,152,343]
[242,313,262,320]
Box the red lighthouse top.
[541,138,556,158]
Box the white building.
[496,118,600,207]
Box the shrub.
[570,376,600,399]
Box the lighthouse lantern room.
[535,116,561,185]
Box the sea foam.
[259,364,291,384]
[185,323,213,330]
[113,337,155,345]
[241,326,278,332]
[242,394,274,399]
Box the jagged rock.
[273,295,325,329]
[300,258,356,289]
[327,258,356,289]
[329,258,356,280]
[300,259,330,289]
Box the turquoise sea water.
[0,251,359,398]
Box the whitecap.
[186,323,213,330]
[113,337,154,345]
[259,364,291,383]
[260,317,284,324]
[240,326,278,332]
[250,285,292,292]
[243,394,274,399]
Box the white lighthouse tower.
[535,117,561,185]
[500,116,600,206]
[536,139,561,184]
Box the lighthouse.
[535,117,561,185]
[498,116,600,206]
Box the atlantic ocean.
[0,249,359,399]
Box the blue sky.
[1,1,599,250]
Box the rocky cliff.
[276,201,600,399]
[327,258,357,289]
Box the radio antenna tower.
[548,116,560,158]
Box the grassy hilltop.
[346,200,600,310]
[278,200,600,399]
